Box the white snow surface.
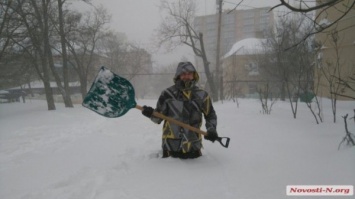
[0,98,354,199]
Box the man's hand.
[204,128,219,142]
[142,106,154,118]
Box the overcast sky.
[91,0,283,68]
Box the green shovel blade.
[82,66,137,118]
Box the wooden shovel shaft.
[135,105,208,136]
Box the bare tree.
[155,65,179,96]
[55,0,73,107]
[317,30,348,123]
[261,14,315,119]
[65,5,111,98]
[223,57,241,105]
[97,30,128,71]
[338,114,355,149]
[0,0,34,89]
[270,0,355,48]
[333,74,355,100]
[9,0,58,110]
[156,0,218,101]
[1,0,108,109]
[99,34,151,82]
[0,0,19,63]
[110,43,153,99]
[257,83,277,115]
[10,0,75,109]
[120,45,151,80]
[39,0,76,108]
[311,47,326,123]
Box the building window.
[243,11,255,19]
[244,18,254,26]
[260,17,269,24]
[260,9,269,17]
[248,83,257,94]
[245,62,259,76]
[223,14,234,24]
[243,25,255,34]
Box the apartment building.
[193,7,274,74]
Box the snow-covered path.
[0,99,354,199]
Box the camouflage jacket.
[151,85,217,153]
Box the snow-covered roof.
[223,38,266,59]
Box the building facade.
[193,7,274,74]
[315,0,355,100]
[222,38,279,98]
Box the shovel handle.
[216,137,230,148]
[136,105,207,135]
[136,105,230,148]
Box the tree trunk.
[80,76,87,99]
[215,0,223,100]
[42,0,72,107]
[57,0,73,107]
[40,50,56,110]
[199,33,218,101]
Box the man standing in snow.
[141,62,218,159]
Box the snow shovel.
[82,66,230,148]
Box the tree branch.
[271,0,342,13]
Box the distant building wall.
[223,42,280,98]
[194,7,274,76]
[315,0,355,100]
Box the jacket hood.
[173,62,200,83]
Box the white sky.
[91,0,283,67]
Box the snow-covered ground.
[0,98,354,199]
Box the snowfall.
[0,98,354,199]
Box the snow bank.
[0,99,354,199]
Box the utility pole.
[215,0,223,101]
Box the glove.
[204,128,219,142]
[142,106,154,118]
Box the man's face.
[180,72,194,82]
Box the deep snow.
[0,98,354,199]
